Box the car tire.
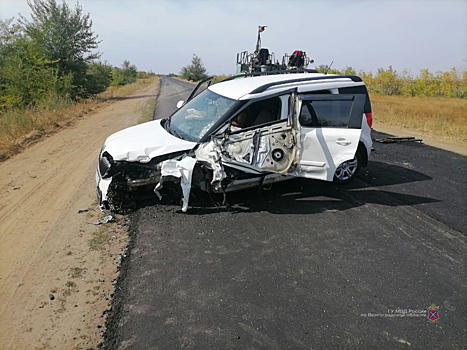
[333,150,363,184]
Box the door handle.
[335,138,351,146]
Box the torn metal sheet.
[155,157,197,212]
[195,138,227,189]
[92,214,113,225]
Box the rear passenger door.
[296,94,365,181]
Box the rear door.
[297,94,365,181]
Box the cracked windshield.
[169,89,236,142]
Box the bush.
[0,36,68,109]
[84,62,112,95]
[315,65,467,99]
[111,60,138,86]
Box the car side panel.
[298,126,363,181]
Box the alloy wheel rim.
[335,157,358,181]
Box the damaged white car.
[96,72,373,212]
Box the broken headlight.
[99,152,112,177]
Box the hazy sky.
[1,0,466,75]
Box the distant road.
[153,77,195,120]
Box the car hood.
[103,119,196,162]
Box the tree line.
[0,0,148,111]
[315,65,467,99]
[177,54,466,99]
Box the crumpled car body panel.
[103,119,196,162]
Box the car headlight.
[99,152,112,177]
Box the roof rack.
[249,75,363,94]
[221,68,319,82]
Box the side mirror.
[176,100,184,109]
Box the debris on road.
[92,215,113,225]
[77,209,89,214]
[374,136,423,144]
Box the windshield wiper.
[168,124,183,139]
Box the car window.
[169,89,236,142]
[300,100,353,127]
[338,85,371,113]
[231,96,282,129]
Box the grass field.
[371,94,467,145]
[0,77,159,160]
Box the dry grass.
[371,94,467,144]
[88,227,111,251]
[138,97,157,124]
[0,77,158,161]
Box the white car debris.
[96,71,373,212]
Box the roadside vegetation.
[0,0,157,159]
[315,65,467,99]
[371,94,467,144]
[314,65,467,143]
[180,54,208,81]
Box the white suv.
[96,72,373,212]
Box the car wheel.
[333,151,362,184]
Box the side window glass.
[300,100,353,127]
[339,86,371,114]
[231,96,282,129]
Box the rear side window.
[338,85,372,113]
[300,100,353,127]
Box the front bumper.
[96,169,111,210]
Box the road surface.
[153,77,195,120]
[104,77,466,350]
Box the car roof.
[209,73,365,100]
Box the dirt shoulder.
[0,80,159,349]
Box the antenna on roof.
[324,61,334,75]
[255,25,267,53]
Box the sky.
[1,0,466,75]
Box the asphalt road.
[104,77,467,349]
[152,77,195,120]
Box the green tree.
[180,54,208,81]
[0,37,70,108]
[84,61,112,95]
[111,60,138,86]
[19,0,101,97]
[373,66,400,95]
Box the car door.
[186,77,213,102]
[296,94,365,181]
[221,95,298,175]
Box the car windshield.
[167,89,236,142]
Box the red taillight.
[365,112,373,128]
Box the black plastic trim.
[299,94,355,101]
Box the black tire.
[333,149,363,184]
